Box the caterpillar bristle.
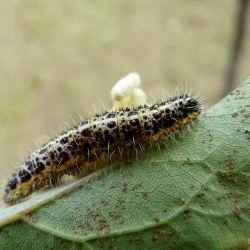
[3,73,202,205]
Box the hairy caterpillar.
[4,73,201,205]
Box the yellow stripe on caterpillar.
[4,73,201,205]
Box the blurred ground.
[0,0,249,205]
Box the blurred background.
[0,0,249,204]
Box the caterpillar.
[3,73,201,205]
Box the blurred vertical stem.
[223,0,249,96]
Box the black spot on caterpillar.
[4,94,201,205]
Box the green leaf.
[0,79,249,250]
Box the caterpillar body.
[4,73,201,205]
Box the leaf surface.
[0,79,249,250]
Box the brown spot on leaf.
[122,183,128,193]
[183,209,192,219]
[232,204,243,222]
[100,200,109,206]
[152,233,160,243]
[88,211,101,218]
[142,192,148,199]
[196,192,205,198]
[108,211,122,220]
[154,218,160,224]
[98,219,109,231]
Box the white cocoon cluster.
[111,73,147,110]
